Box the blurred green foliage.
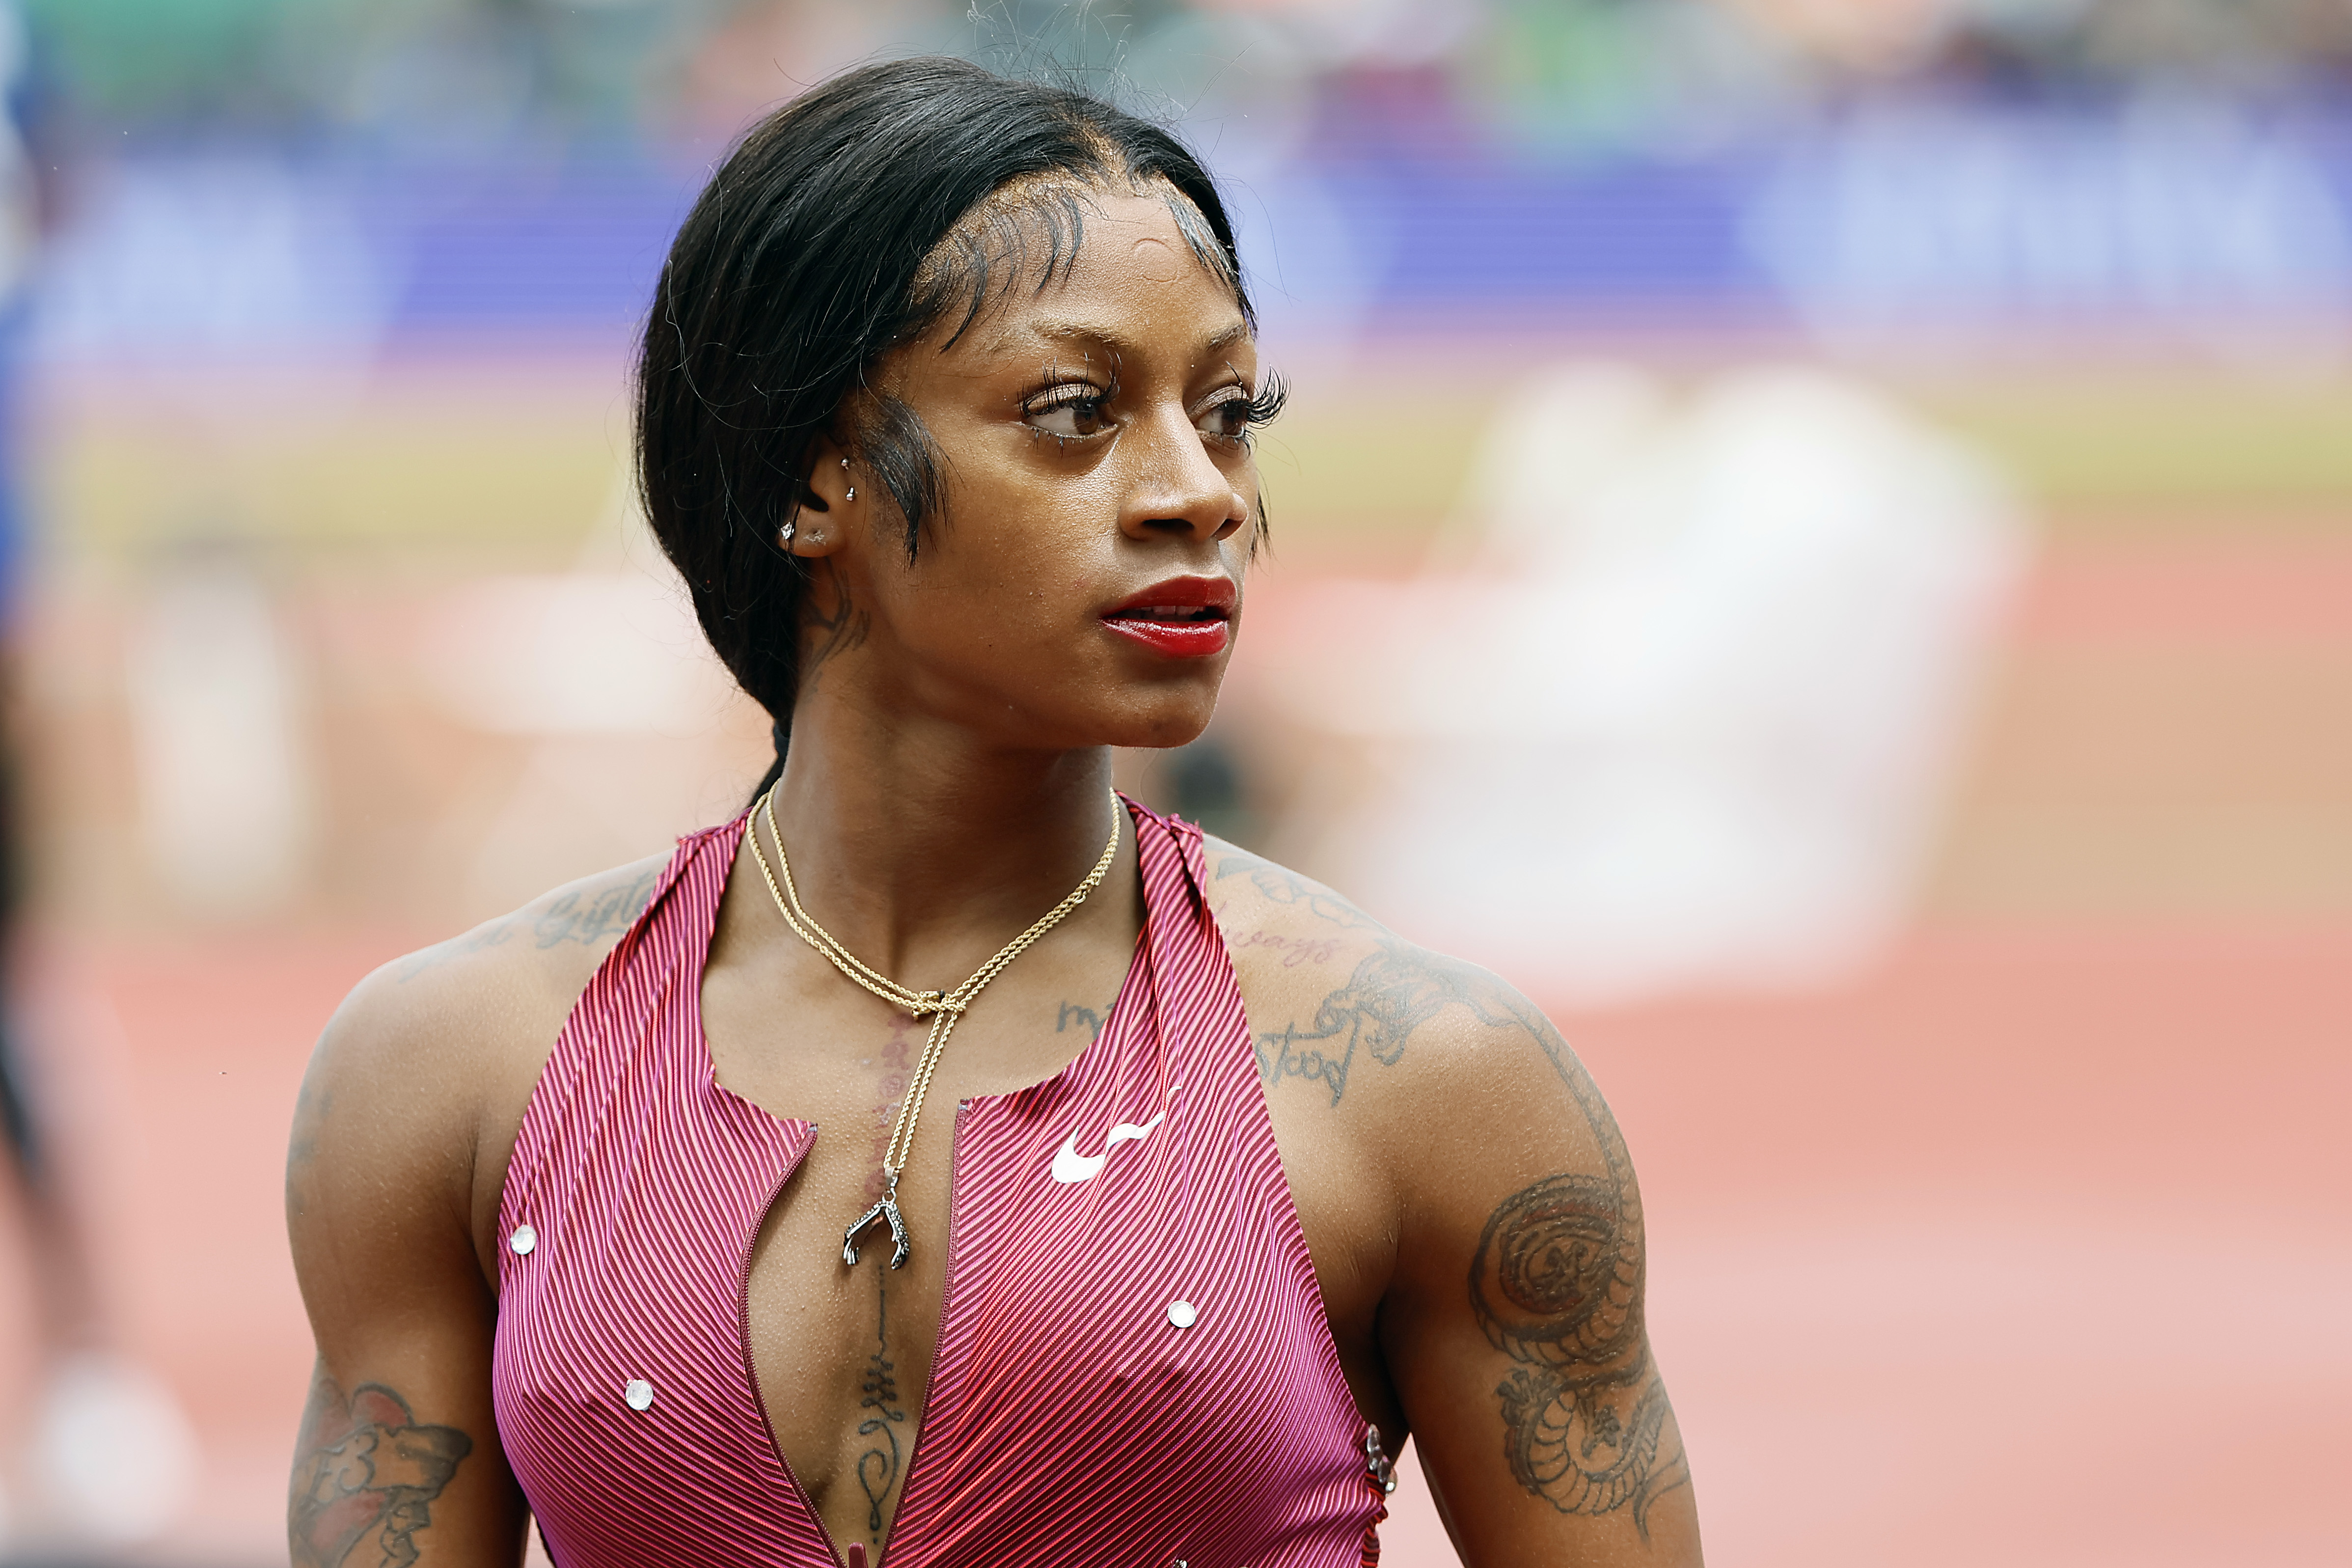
[22,0,730,138]
[26,0,348,124]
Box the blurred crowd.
[23,0,2352,156]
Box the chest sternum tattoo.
[855,1271,909,1545]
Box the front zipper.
[875,1099,971,1568]
[736,1107,972,1568]
[733,1129,853,1568]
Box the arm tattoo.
[1243,914,1695,1534]
[856,1274,909,1545]
[1472,1008,1692,1539]
[290,1373,473,1568]
[391,919,513,980]
[285,1083,333,1213]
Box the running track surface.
[0,918,2342,1567]
[2,531,2348,1564]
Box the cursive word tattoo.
[856,1273,910,1546]
[289,1373,473,1568]
[1211,851,1382,931]
[393,868,658,982]
[1055,999,1118,1041]
[1231,929,1343,968]
[1251,940,1500,1105]
[531,870,660,950]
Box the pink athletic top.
[493,800,1387,1567]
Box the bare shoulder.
[325,853,670,1080]
[287,853,673,1262]
[1200,835,1601,1135]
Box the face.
[790,189,1265,754]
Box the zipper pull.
[847,1546,868,1568]
[1364,1423,1398,1494]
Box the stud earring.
[846,486,856,501]
[780,521,795,545]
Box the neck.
[763,700,1126,983]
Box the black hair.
[636,55,1257,802]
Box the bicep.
[1380,1004,1701,1565]
[286,975,526,1568]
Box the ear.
[791,436,866,558]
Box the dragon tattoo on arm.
[1469,1004,1692,1541]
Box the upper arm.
[286,961,527,1568]
[1200,838,1701,1564]
[284,856,666,1567]
[1380,988,1701,1565]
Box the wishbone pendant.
[843,1190,911,1269]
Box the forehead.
[922,189,1253,370]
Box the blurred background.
[0,0,2345,1563]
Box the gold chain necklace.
[746,783,1123,1269]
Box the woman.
[286,57,1701,1568]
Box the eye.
[1195,390,1253,443]
[1196,373,1285,446]
[1023,384,1112,440]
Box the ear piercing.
[780,521,795,545]
[841,455,855,502]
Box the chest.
[491,892,1389,1568]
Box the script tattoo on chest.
[1055,997,1120,1041]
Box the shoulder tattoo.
[1211,850,1382,931]
[393,867,659,982]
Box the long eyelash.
[1027,384,1103,413]
[1242,368,1288,428]
[1022,362,1119,415]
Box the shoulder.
[1199,836,1597,1134]
[334,852,673,1074]
[288,853,676,1239]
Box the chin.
[1085,685,1221,751]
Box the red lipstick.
[1101,576,1236,660]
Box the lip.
[1100,575,1237,660]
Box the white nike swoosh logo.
[1050,1111,1166,1184]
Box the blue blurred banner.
[33,108,2352,358]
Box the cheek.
[897,499,1108,652]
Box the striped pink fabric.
[493,799,1383,1567]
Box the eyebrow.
[986,316,1253,361]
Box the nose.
[1117,406,1248,545]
